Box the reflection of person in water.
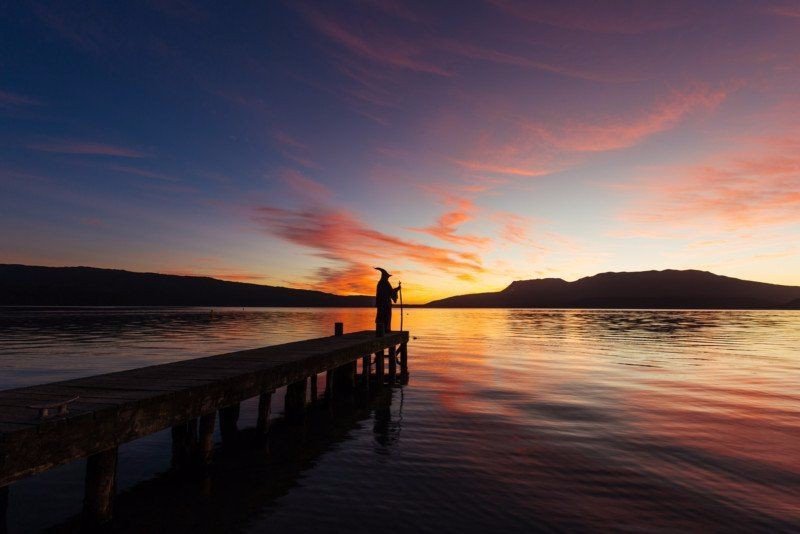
[374,267,400,332]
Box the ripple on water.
[0,307,799,532]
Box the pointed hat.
[374,267,392,278]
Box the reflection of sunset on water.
[1,307,798,530]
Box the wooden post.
[285,378,306,422]
[333,362,356,393]
[219,403,240,446]
[400,342,409,379]
[376,323,385,337]
[388,345,397,384]
[310,374,318,402]
[83,447,118,526]
[1,485,8,534]
[257,391,272,436]
[375,350,384,386]
[171,423,189,468]
[334,322,344,336]
[361,354,370,390]
[325,369,334,398]
[198,412,216,465]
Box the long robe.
[375,278,399,332]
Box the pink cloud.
[412,196,491,247]
[270,130,319,169]
[294,3,450,76]
[437,39,644,83]
[528,86,727,153]
[449,84,726,181]
[487,0,702,35]
[453,159,553,177]
[621,135,800,234]
[279,169,333,202]
[28,139,148,158]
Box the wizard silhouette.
[374,267,400,332]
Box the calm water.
[1,307,799,532]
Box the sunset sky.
[2,1,800,302]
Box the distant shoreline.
[3,264,799,310]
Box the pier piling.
[388,346,397,384]
[1,484,8,534]
[285,379,307,422]
[219,404,240,446]
[256,392,272,437]
[83,447,118,526]
[198,412,216,465]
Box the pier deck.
[0,327,409,527]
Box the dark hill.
[426,270,800,309]
[0,264,373,307]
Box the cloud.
[528,86,727,153]
[453,159,553,177]
[254,204,485,294]
[768,4,800,19]
[437,39,644,83]
[270,130,319,169]
[104,164,179,182]
[0,90,41,108]
[449,84,726,180]
[28,139,148,158]
[32,2,107,52]
[278,169,333,202]
[412,196,491,247]
[487,0,702,35]
[293,3,450,76]
[620,135,800,234]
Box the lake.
[1,307,799,532]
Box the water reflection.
[1,307,799,531]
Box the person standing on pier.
[374,267,400,332]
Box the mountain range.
[0,264,372,307]
[2,265,799,309]
[426,269,800,309]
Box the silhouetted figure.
[374,267,400,332]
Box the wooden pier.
[0,325,409,528]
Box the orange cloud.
[453,159,553,177]
[254,204,485,294]
[28,139,148,158]
[412,196,491,247]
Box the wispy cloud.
[0,90,41,108]
[278,168,333,202]
[104,164,179,182]
[412,196,491,247]
[528,85,727,153]
[28,139,148,158]
[487,0,701,35]
[620,135,800,234]
[293,3,450,76]
[270,131,319,169]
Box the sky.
[2,1,800,303]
